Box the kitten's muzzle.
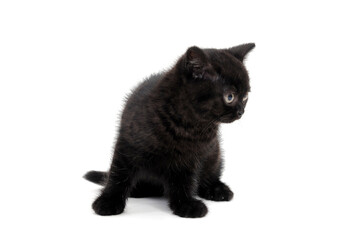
[236,109,244,119]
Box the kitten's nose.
[237,109,244,117]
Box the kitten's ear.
[185,46,209,79]
[228,43,255,62]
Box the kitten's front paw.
[170,199,208,218]
[92,194,125,216]
[199,181,234,201]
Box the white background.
[0,0,359,239]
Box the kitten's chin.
[219,113,241,123]
[220,118,237,123]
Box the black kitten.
[84,43,255,218]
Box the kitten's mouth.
[219,112,241,123]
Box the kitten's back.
[126,73,163,106]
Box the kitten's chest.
[173,136,218,158]
[164,138,218,173]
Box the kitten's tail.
[83,171,108,186]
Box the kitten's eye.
[242,93,248,102]
[224,93,235,104]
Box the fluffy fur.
[84,43,255,218]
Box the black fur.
[84,43,255,218]
[84,171,107,185]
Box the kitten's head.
[180,43,255,123]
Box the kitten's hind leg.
[198,179,234,201]
[92,157,133,216]
[198,143,234,201]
